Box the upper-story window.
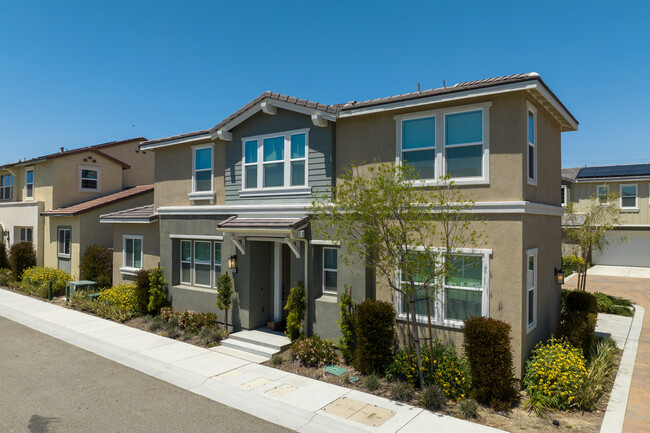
[0,174,13,200]
[597,185,609,203]
[527,102,538,185]
[396,102,490,185]
[561,185,567,206]
[78,166,101,192]
[25,168,34,200]
[242,129,309,191]
[620,184,638,209]
[192,144,213,193]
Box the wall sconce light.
[228,255,237,274]
[555,268,565,285]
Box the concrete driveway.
[564,269,650,433]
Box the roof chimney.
[60,147,64,153]
[443,80,446,88]
[417,83,421,93]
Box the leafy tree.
[284,281,306,341]
[311,162,483,389]
[80,245,113,288]
[216,273,234,331]
[563,189,624,291]
[147,267,169,314]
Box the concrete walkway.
[587,265,650,279]
[0,288,502,433]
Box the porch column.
[273,242,282,322]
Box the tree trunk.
[410,297,425,390]
[405,297,412,353]
[425,292,434,375]
[225,308,229,332]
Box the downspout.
[289,230,309,335]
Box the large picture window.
[0,174,13,200]
[179,239,223,289]
[445,110,484,178]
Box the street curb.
[599,304,644,433]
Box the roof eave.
[140,132,213,151]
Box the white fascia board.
[533,84,578,131]
[139,133,212,150]
[0,201,42,208]
[169,234,224,240]
[100,218,153,224]
[573,176,650,183]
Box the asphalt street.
[0,316,292,433]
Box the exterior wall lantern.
[555,268,565,285]
[228,255,237,274]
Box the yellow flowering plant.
[21,266,72,297]
[99,283,139,315]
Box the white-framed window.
[123,235,143,270]
[395,102,490,185]
[78,166,101,192]
[620,184,638,209]
[57,227,71,258]
[597,185,609,203]
[241,128,310,192]
[25,168,34,200]
[180,240,192,284]
[527,102,538,186]
[561,185,568,206]
[193,241,212,287]
[322,247,338,294]
[179,239,223,288]
[526,248,538,333]
[0,174,13,200]
[395,248,490,328]
[214,242,222,282]
[192,143,214,193]
[19,227,33,243]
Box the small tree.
[80,245,113,288]
[337,285,356,364]
[9,242,36,281]
[563,189,624,291]
[284,281,306,341]
[0,241,9,269]
[147,267,169,314]
[134,269,152,315]
[216,273,234,331]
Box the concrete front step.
[209,345,270,364]
[219,338,280,359]
[228,329,291,352]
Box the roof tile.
[41,184,154,217]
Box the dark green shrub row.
[353,298,395,374]
[9,242,36,281]
[593,291,633,316]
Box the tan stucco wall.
[100,140,155,187]
[111,221,160,284]
[568,180,650,225]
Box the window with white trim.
[242,129,309,190]
[19,227,33,243]
[25,168,34,199]
[123,235,143,270]
[214,242,222,281]
[396,103,490,185]
[194,241,212,287]
[192,144,213,193]
[322,247,338,294]
[561,185,567,206]
[180,240,192,284]
[597,185,609,203]
[57,227,71,257]
[179,240,223,288]
[0,174,13,200]
[526,249,537,332]
[620,184,637,209]
[527,102,537,185]
[78,166,101,192]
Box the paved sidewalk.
[587,265,650,279]
[0,288,502,433]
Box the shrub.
[386,340,470,401]
[271,354,283,366]
[364,373,381,391]
[463,316,518,407]
[200,326,227,347]
[562,255,585,276]
[284,281,306,341]
[0,241,9,269]
[593,292,613,313]
[291,335,338,367]
[523,337,588,411]
[574,338,619,411]
[390,380,414,402]
[134,269,152,315]
[353,298,395,375]
[160,306,178,321]
[149,315,166,332]
[99,283,139,314]
[20,266,72,297]
[216,273,234,330]
[420,384,447,411]
[459,398,479,419]
[148,267,169,314]
[338,285,356,364]
[0,268,14,287]
[79,245,113,289]
[177,310,219,332]
[592,291,633,316]
[9,242,36,281]
[69,291,133,322]
[559,290,598,355]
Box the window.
[25,168,34,199]
[597,185,609,203]
[396,102,490,185]
[242,129,309,191]
[397,255,437,322]
[0,174,13,200]
[78,166,101,192]
[323,247,338,293]
[58,227,71,257]
[527,102,537,185]
[620,184,637,209]
[192,144,213,193]
[123,235,143,270]
[19,227,33,243]
[561,185,567,206]
[526,249,537,332]
[179,240,223,288]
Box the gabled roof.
[99,204,157,223]
[561,167,582,182]
[0,137,145,169]
[41,184,154,217]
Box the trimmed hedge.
[134,269,152,315]
[80,245,113,289]
[9,242,36,281]
[559,289,597,355]
[463,316,518,407]
[353,298,395,374]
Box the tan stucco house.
[140,72,578,375]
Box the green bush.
[523,337,588,410]
[291,335,338,367]
[0,268,14,287]
[199,326,227,347]
[364,373,381,391]
[20,266,72,297]
[353,298,395,375]
[559,290,598,355]
[134,269,152,315]
[574,338,619,411]
[592,291,633,316]
[79,245,113,289]
[0,241,9,269]
[216,273,234,330]
[271,354,283,366]
[593,292,613,313]
[562,255,585,276]
[459,398,479,419]
[420,384,447,410]
[390,380,414,402]
[148,267,169,314]
[337,285,356,364]
[462,316,518,407]
[284,281,306,341]
[609,304,633,316]
[177,310,219,332]
[9,242,36,281]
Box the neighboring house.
[562,164,650,267]
[0,138,154,278]
[99,204,160,284]
[141,72,577,376]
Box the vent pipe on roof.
[60,147,64,153]
[443,80,446,88]
[417,83,421,93]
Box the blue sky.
[1,0,648,168]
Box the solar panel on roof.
[577,164,650,179]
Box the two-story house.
[562,164,650,267]
[140,73,577,375]
[0,138,154,278]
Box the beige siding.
[568,180,650,225]
[100,140,155,187]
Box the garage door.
[592,230,650,267]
